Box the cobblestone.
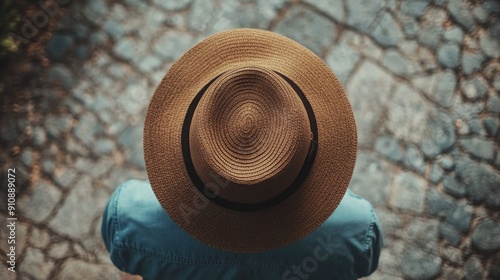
[48,241,71,259]
[347,61,394,146]
[485,116,499,136]
[473,5,488,23]
[75,45,89,60]
[428,164,443,184]
[462,51,485,76]
[480,22,500,58]
[349,152,393,207]
[468,119,484,137]
[346,32,383,60]
[440,223,461,246]
[374,208,401,240]
[488,94,500,114]
[83,0,108,24]
[154,31,196,61]
[483,0,500,14]
[74,112,104,146]
[113,37,143,61]
[29,227,51,249]
[54,167,78,189]
[58,259,120,279]
[406,219,440,254]
[390,172,426,213]
[382,50,419,77]
[461,76,489,101]
[73,23,88,39]
[401,246,442,279]
[448,0,476,31]
[417,7,446,49]
[401,15,418,38]
[19,248,55,280]
[369,12,401,47]
[442,265,461,280]
[389,83,456,158]
[103,19,126,41]
[153,0,192,11]
[460,137,495,160]
[427,188,455,218]
[457,121,472,137]
[401,0,429,17]
[325,36,360,84]
[464,256,484,280]
[95,138,116,154]
[441,245,463,265]
[488,252,500,279]
[18,181,62,224]
[446,201,473,233]
[443,175,465,198]
[444,26,464,43]
[135,55,162,73]
[345,0,384,33]
[387,84,426,143]
[46,33,75,61]
[48,177,108,239]
[188,0,215,32]
[421,111,456,158]
[453,95,485,121]
[401,219,441,279]
[377,246,403,278]
[403,145,426,174]
[89,31,109,48]
[303,0,344,21]
[494,76,500,91]
[274,6,336,56]
[45,114,73,139]
[0,264,16,280]
[47,64,74,90]
[417,47,438,71]
[0,116,17,142]
[32,126,47,146]
[41,159,56,174]
[374,135,403,162]
[455,156,500,207]
[472,219,500,253]
[439,155,455,171]
[20,148,33,168]
[438,43,461,69]
[415,70,457,108]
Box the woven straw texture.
[144,28,357,252]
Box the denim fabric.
[101,179,383,280]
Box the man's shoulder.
[340,189,376,219]
[104,180,381,279]
[325,189,376,228]
[114,180,376,231]
[115,180,375,229]
[114,179,157,206]
[309,188,378,252]
[113,179,172,227]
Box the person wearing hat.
[102,29,383,280]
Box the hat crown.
[189,66,312,204]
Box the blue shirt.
[101,179,383,280]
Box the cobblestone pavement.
[0,0,499,279]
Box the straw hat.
[144,28,357,253]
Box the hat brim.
[144,28,357,252]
